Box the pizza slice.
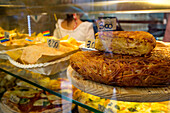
[1,86,42,113]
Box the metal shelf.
[0,0,170,15]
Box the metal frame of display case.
[1,0,170,15]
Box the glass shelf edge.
[0,68,102,113]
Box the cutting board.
[67,66,170,102]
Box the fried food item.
[70,47,170,86]
[6,49,23,61]
[95,31,156,56]
[67,37,83,46]
[60,35,69,40]
[20,43,78,64]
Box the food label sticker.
[97,17,117,31]
[4,32,10,39]
[85,39,95,48]
[47,38,60,49]
[10,94,20,104]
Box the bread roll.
[95,31,156,56]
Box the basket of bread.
[4,37,83,75]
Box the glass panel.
[0,1,169,113]
[0,65,18,98]
[0,59,102,113]
[0,59,169,113]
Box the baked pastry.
[70,47,170,86]
[1,82,78,113]
[78,92,169,113]
[1,87,71,113]
[19,42,79,64]
[0,71,17,94]
[95,31,156,56]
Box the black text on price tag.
[86,39,95,48]
[47,38,60,49]
[97,17,117,31]
[4,32,10,39]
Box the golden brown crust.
[70,48,170,86]
[1,84,77,113]
[95,31,156,56]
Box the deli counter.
[0,0,169,113]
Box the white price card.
[10,94,20,104]
[4,32,10,39]
[85,39,95,48]
[47,38,60,49]
[97,17,117,31]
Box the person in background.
[163,14,170,42]
[53,13,95,41]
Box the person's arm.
[163,14,170,42]
[86,23,95,40]
[53,20,63,39]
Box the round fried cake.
[70,47,170,86]
[95,31,156,56]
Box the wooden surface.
[67,66,170,102]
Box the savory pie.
[95,31,156,56]
[0,77,83,113]
[78,92,170,113]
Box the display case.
[0,0,170,113]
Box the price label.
[85,39,95,48]
[47,38,60,49]
[10,94,20,104]
[97,17,117,31]
[4,32,10,39]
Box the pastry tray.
[0,40,82,75]
[7,55,71,75]
[67,66,170,102]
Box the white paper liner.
[8,55,71,75]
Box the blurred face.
[74,13,84,19]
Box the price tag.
[4,32,10,39]
[10,94,20,104]
[97,17,117,31]
[85,39,95,48]
[47,38,60,49]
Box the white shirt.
[53,19,94,41]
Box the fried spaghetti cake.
[70,47,170,86]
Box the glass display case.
[0,0,169,113]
